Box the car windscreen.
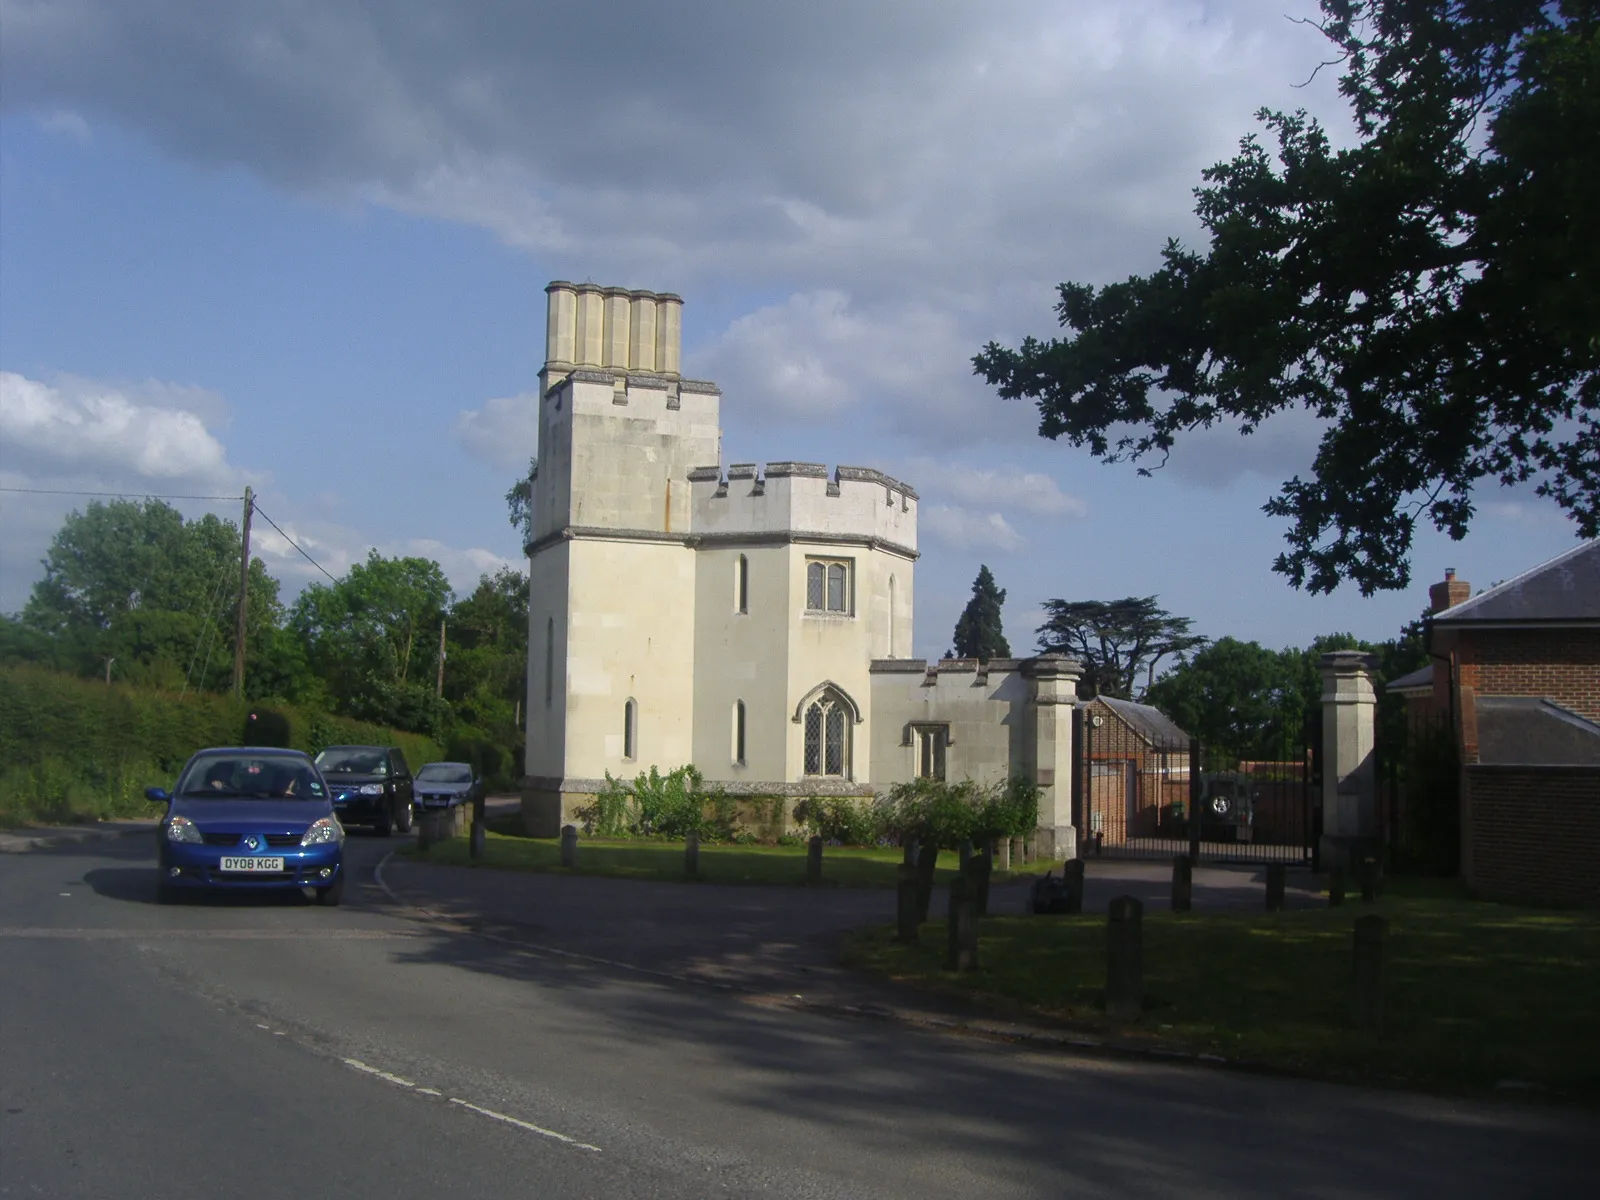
[416,764,472,783]
[314,748,389,776]
[177,754,324,800]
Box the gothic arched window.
[803,690,851,777]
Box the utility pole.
[232,487,253,697]
[436,617,447,698]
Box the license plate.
[219,856,285,872]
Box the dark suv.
[313,745,415,836]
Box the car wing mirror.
[145,787,171,804]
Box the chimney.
[1428,567,1471,614]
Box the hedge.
[0,664,441,826]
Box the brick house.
[1422,540,1600,907]
[1078,696,1191,845]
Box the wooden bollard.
[959,838,974,873]
[685,829,700,877]
[914,842,939,923]
[902,835,919,868]
[1352,914,1388,1033]
[1171,854,1193,912]
[1265,863,1286,912]
[1106,895,1144,1020]
[947,875,978,972]
[969,849,993,917]
[469,795,485,860]
[1328,870,1346,907]
[806,835,824,887]
[895,863,919,943]
[417,812,437,852]
[559,823,579,868]
[1010,836,1025,867]
[1062,858,1085,915]
[995,837,1011,871]
[1360,856,1381,903]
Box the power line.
[0,487,245,500]
[250,502,340,584]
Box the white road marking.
[343,1058,416,1088]
[449,1098,602,1152]
[0,927,420,939]
[340,1056,600,1153]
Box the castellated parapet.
[688,463,918,556]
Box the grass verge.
[400,829,1034,889]
[842,885,1600,1099]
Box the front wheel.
[156,881,181,905]
[316,877,344,906]
[374,807,393,838]
[395,801,414,835]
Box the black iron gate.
[1072,701,1316,865]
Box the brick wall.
[1457,629,1600,723]
[1465,765,1600,907]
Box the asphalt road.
[2,832,1595,1200]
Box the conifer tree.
[951,565,1010,660]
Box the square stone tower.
[524,283,721,835]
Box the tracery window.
[805,558,850,614]
[803,691,851,777]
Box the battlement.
[688,461,919,554]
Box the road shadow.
[364,897,1597,1200]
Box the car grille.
[199,832,303,848]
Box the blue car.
[146,747,346,906]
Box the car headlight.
[301,816,344,847]
[359,783,384,796]
[165,815,202,844]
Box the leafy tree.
[443,567,529,754]
[951,565,1011,659]
[290,551,453,732]
[506,459,535,546]
[19,499,280,688]
[1036,596,1207,698]
[974,1,1599,596]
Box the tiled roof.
[1475,698,1600,766]
[1385,665,1433,693]
[1434,539,1600,624]
[1085,695,1191,746]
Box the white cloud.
[455,392,539,471]
[689,290,1039,447]
[0,371,239,485]
[905,458,1087,518]
[922,505,1028,554]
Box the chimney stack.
[542,281,683,380]
[1428,567,1471,614]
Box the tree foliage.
[951,564,1011,659]
[18,499,281,690]
[290,550,453,732]
[974,1,1599,595]
[1036,596,1206,699]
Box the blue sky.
[0,1,1578,667]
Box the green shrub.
[572,764,735,841]
[793,796,881,845]
[0,664,440,826]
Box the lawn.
[843,881,1600,1098]
[400,828,1035,889]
